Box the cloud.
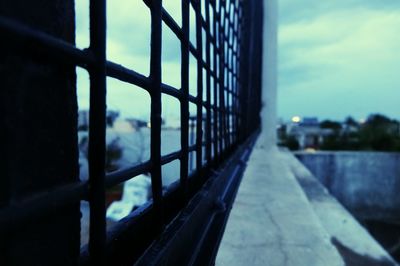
[75,0,200,120]
[75,0,400,122]
[279,3,400,120]
[279,0,400,24]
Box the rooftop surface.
[216,139,397,266]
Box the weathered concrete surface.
[216,141,397,265]
[286,151,397,265]
[295,151,400,221]
[216,145,344,266]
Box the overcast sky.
[76,0,194,122]
[76,1,400,123]
[279,0,400,121]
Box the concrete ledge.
[216,143,343,265]
[216,140,397,265]
[285,151,397,265]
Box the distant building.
[125,118,148,129]
[285,117,334,150]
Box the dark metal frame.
[0,0,263,264]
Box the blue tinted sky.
[76,1,400,123]
[76,0,193,123]
[279,0,400,121]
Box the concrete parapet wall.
[295,151,400,221]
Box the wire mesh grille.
[0,0,263,264]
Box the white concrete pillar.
[259,0,278,149]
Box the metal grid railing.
[0,0,263,264]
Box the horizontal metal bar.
[161,150,181,165]
[0,15,95,67]
[189,144,197,153]
[161,83,182,99]
[188,94,199,104]
[106,61,150,91]
[0,16,202,105]
[161,8,183,39]
[0,182,88,233]
[105,161,152,188]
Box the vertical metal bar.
[239,0,252,140]
[88,0,107,264]
[212,2,219,162]
[234,1,239,144]
[232,0,236,146]
[189,118,196,171]
[180,0,190,201]
[235,3,240,142]
[232,0,238,144]
[218,1,226,156]
[225,21,228,146]
[235,1,243,143]
[226,0,232,148]
[195,0,203,173]
[149,0,164,229]
[232,2,240,144]
[205,0,212,166]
